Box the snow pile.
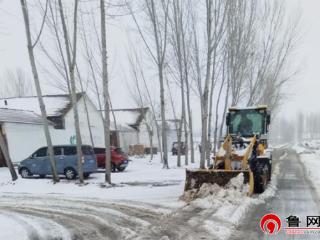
[295,141,320,197]
[182,175,259,239]
[292,143,314,154]
[181,163,280,240]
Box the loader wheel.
[217,162,225,169]
[254,165,269,193]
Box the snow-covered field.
[0,151,281,240]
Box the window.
[94,148,105,154]
[47,116,65,129]
[54,147,63,156]
[229,110,265,136]
[63,146,77,155]
[34,147,47,157]
[82,146,94,155]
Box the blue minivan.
[18,145,98,180]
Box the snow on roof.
[0,93,83,117]
[229,105,268,111]
[112,107,148,130]
[0,108,44,125]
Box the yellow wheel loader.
[185,105,272,196]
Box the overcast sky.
[0,0,319,123]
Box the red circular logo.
[260,213,282,234]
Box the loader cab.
[226,106,270,138]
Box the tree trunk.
[213,73,226,154]
[219,80,230,140]
[0,128,17,181]
[183,109,188,166]
[100,0,112,184]
[58,0,83,183]
[146,125,154,161]
[206,49,217,167]
[185,72,194,163]
[76,66,94,147]
[20,0,59,183]
[200,0,214,169]
[159,68,169,169]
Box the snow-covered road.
[0,152,281,240]
[232,147,320,240]
[0,193,216,240]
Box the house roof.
[0,93,84,117]
[111,107,148,130]
[0,108,45,125]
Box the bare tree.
[1,69,33,98]
[247,1,300,111]
[190,0,227,168]
[0,127,17,181]
[127,49,157,161]
[58,0,84,183]
[100,0,112,184]
[127,0,170,168]
[168,0,193,166]
[20,0,59,182]
[127,45,164,162]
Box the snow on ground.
[293,141,320,197]
[0,149,283,240]
[0,154,198,208]
[0,213,28,240]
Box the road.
[0,193,216,240]
[231,148,320,240]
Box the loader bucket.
[184,169,254,196]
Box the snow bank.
[295,142,320,197]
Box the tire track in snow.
[0,211,71,240]
[0,194,214,240]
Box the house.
[0,108,47,166]
[0,93,107,164]
[111,107,159,152]
[156,119,185,149]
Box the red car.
[94,147,129,172]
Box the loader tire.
[254,165,269,193]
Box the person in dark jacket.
[237,113,253,136]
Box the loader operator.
[237,113,253,136]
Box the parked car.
[94,147,129,172]
[18,145,97,180]
[172,142,186,155]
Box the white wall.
[4,122,46,163]
[118,128,139,152]
[50,95,105,148]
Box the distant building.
[110,107,159,152]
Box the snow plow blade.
[184,169,254,196]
